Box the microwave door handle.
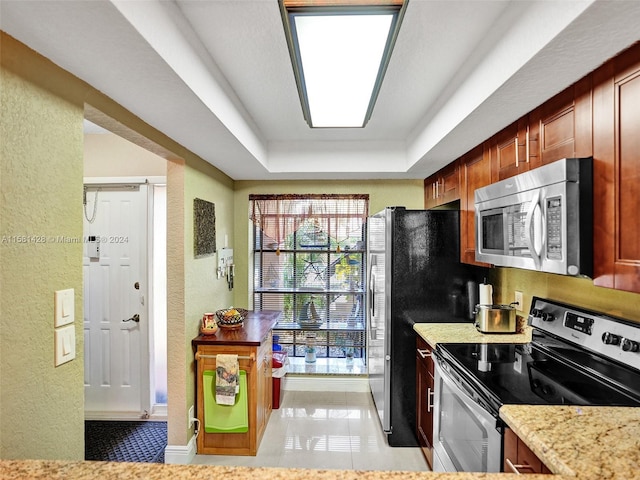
[525,190,542,270]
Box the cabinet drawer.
[196,344,255,372]
[504,428,551,474]
[416,336,434,376]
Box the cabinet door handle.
[514,136,519,167]
[505,458,536,475]
[427,387,434,412]
[525,126,530,163]
[417,349,431,359]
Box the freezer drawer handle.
[417,349,431,359]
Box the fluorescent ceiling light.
[280,1,407,128]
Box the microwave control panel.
[546,197,562,260]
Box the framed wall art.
[194,198,216,258]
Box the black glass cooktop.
[436,332,640,413]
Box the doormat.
[85,421,167,463]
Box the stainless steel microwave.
[474,158,592,276]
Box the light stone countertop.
[500,405,640,480]
[0,459,553,480]
[413,322,532,348]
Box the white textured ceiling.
[2,0,640,180]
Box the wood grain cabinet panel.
[416,336,434,468]
[424,161,460,209]
[503,428,551,474]
[529,77,593,168]
[459,145,492,266]
[490,117,530,180]
[593,42,640,293]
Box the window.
[250,194,368,365]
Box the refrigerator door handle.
[369,271,376,318]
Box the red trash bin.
[272,351,287,409]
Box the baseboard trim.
[282,375,369,392]
[164,434,197,464]
[84,411,157,421]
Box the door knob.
[123,314,140,323]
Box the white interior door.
[83,184,149,417]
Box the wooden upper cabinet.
[593,43,640,293]
[460,145,492,266]
[490,117,531,181]
[424,161,460,209]
[528,77,593,169]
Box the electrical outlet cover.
[188,405,195,427]
[514,291,524,311]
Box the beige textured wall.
[84,133,167,177]
[1,35,85,459]
[232,179,424,307]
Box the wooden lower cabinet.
[192,311,279,456]
[416,336,435,468]
[503,428,552,474]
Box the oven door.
[432,355,502,473]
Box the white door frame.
[83,176,165,420]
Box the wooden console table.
[192,310,281,456]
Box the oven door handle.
[434,358,498,431]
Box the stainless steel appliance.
[366,207,487,446]
[432,296,640,473]
[475,157,592,276]
[473,304,517,334]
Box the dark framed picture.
[194,198,216,258]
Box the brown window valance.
[249,194,369,248]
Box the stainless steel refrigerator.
[366,207,487,446]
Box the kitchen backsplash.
[492,267,640,323]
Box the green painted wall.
[180,159,235,443]
[1,35,85,459]
[0,32,237,457]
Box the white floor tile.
[191,389,430,472]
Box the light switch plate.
[54,288,74,327]
[54,324,75,366]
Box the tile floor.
[191,390,430,472]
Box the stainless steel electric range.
[431,296,640,473]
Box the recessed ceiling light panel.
[280,1,408,128]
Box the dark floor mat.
[85,421,167,463]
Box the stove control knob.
[621,338,640,352]
[602,332,621,345]
[531,308,541,318]
[540,311,555,322]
